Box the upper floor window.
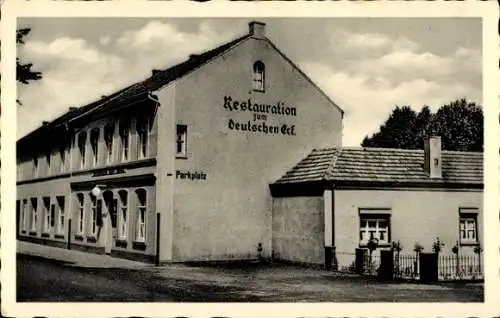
[136,117,149,160]
[46,152,51,173]
[459,208,479,245]
[176,125,187,158]
[33,155,39,178]
[119,119,130,162]
[252,61,265,92]
[59,147,66,173]
[78,132,87,169]
[104,124,115,164]
[90,129,100,167]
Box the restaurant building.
[16,21,483,267]
[16,21,343,263]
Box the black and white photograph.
[1,1,499,317]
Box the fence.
[335,250,483,281]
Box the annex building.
[16,22,483,267]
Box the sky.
[16,18,482,146]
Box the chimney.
[249,21,266,38]
[424,136,442,178]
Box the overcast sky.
[17,18,482,146]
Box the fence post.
[355,248,366,274]
[67,219,72,250]
[155,213,160,266]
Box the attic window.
[252,61,265,92]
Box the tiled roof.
[275,147,483,186]
[18,34,251,144]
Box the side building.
[16,22,344,263]
[271,136,483,268]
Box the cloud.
[300,61,481,147]
[99,36,111,46]
[18,37,127,137]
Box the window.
[137,117,149,159]
[176,125,187,157]
[78,132,87,169]
[77,193,85,234]
[17,200,22,234]
[135,189,147,242]
[459,208,479,245]
[46,152,51,174]
[43,197,51,233]
[119,119,130,161]
[359,210,391,246]
[22,199,28,231]
[252,61,265,92]
[57,196,65,234]
[104,124,114,164]
[90,195,98,236]
[30,198,38,231]
[59,147,66,173]
[33,155,39,178]
[90,129,100,166]
[118,190,128,240]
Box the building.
[271,136,483,267]
[16,21,344,263]
[16,21,483,267]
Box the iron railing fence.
[335,250,483,281]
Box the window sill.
[132,240,146,251]
[87,236,98,243]
[459,241,479,247]
[74,234,84,241]
[41,232,50,238]
[29,231,37,236]
[54,234,65,239]
[116,239,128,248]
[175,155,188,160]
[359,243,391,249]
[252,89,265,93]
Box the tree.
[17,27,42,85]
[362,99,483,152]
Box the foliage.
[432,237,445,254]
[413,242,424,253]
[17,27,43,85]
[362,99,483,152]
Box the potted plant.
[473,244,483,277]
[413,242,424,279]
[432,237,445,254]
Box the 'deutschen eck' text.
[223,96,297,136]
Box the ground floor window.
[135,189,147,242]
[90,195,98,236]
[459,208,479,245]
[22,199,28,231]
[30,198,38,232]
[359,209,391,246]
[57,196,65,235]
[77,193,85,234]
[118,190,128,240]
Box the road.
[17,254,484,302]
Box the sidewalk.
[17,241,155,269]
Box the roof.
[274,147,483,186]
[18,34,251,144]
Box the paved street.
[17,247,483,302]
